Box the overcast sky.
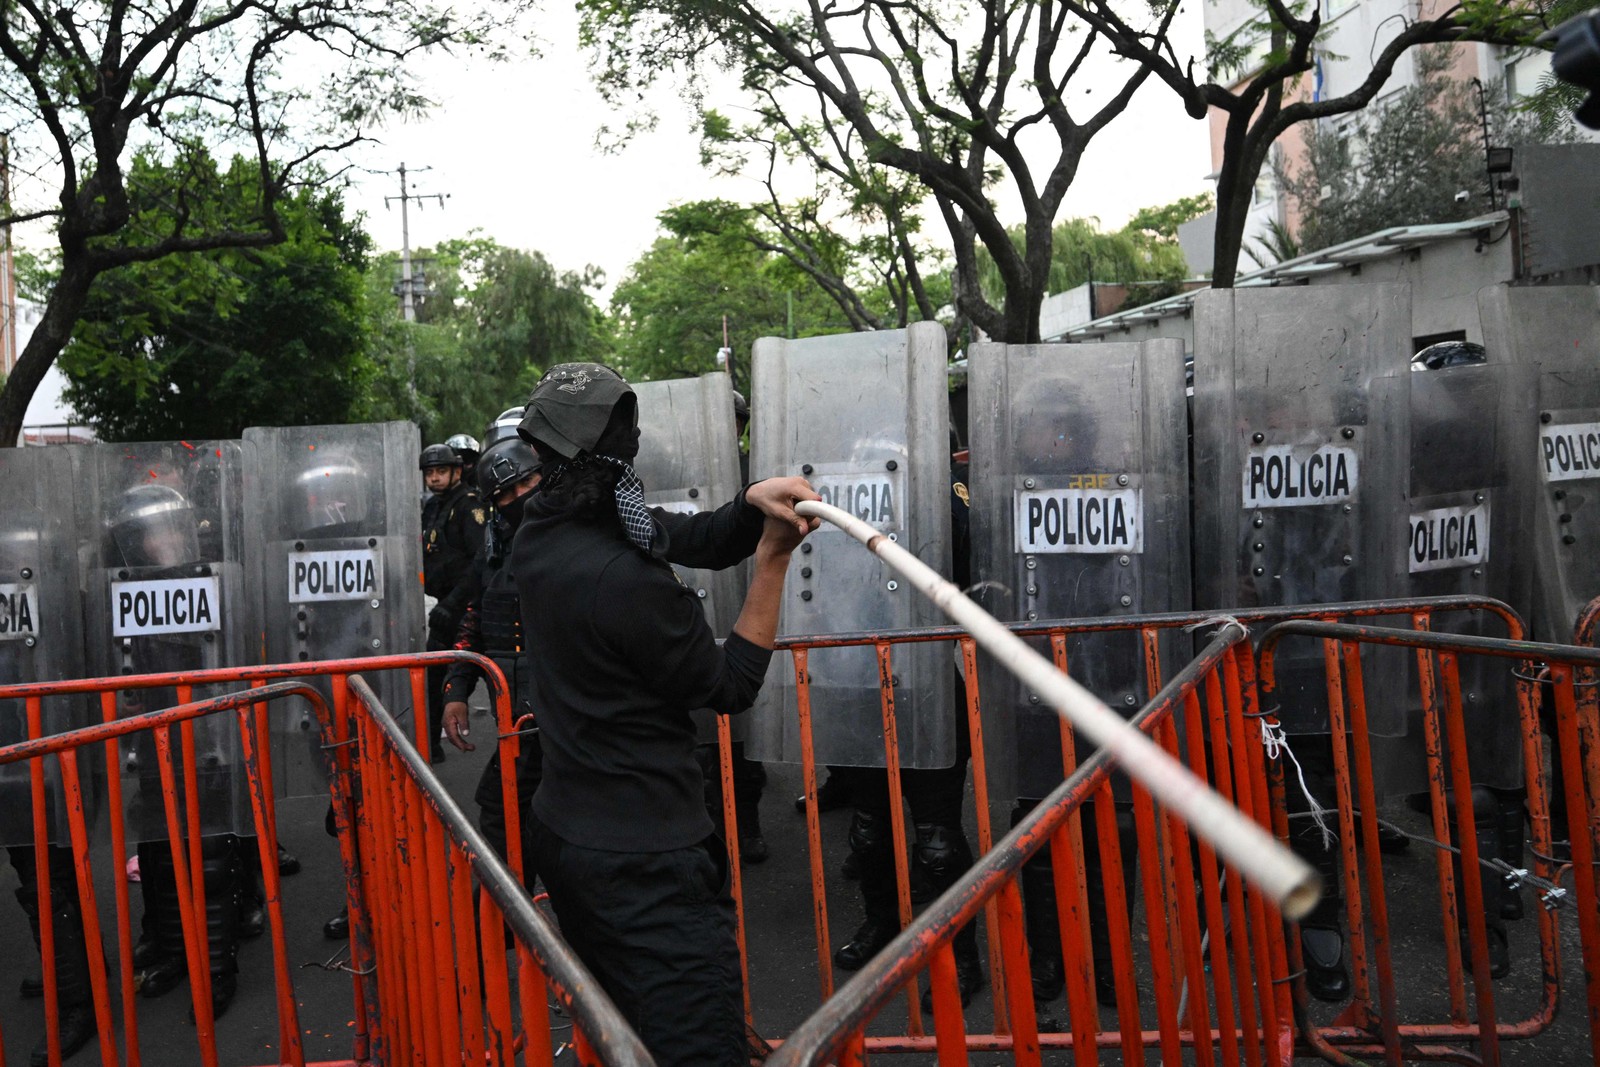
[26,3,1213,425]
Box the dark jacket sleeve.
[594,553,772,715]
[652,485,764,570]
[440,557,487,703]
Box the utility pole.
[385,163,448,322]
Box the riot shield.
[1192,284,1412,736]
[633,373,748,744]
[243,421,423,798]
[0,448,92,848]
[967,339,1192,805]
[83,441,254,841]
[746,322,954,769]
[1478,284,1600,643]
[1388,362,1538,792]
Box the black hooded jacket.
[511,486,772,852]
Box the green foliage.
[1277,47,1579,255]
[356,236,611,441]
[59,151,372,441]
[976,215,1191,311]
[610,204,852,392]
[1126,194,1216,242]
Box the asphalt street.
[1,694,1594,1066]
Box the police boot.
[1018,844,1064,1007]
[1495,789,1526,921]
[134,842,189,999]
[15,849,98,1066]
[194,838,241,1021]
[1083,798,1139,1008]
[735,798,768,865]
[914,822,984,1009]
[237,836,266,940]
[733,746,769,865]
[834,810,900,971]
[1451,786,1510,980]
[1290,817,1350,1003]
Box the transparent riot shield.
[1479,284,1600,644]
[1192,284,1412,738]
[243,421,423,798]
[746,322,954,769]
[968,339,1191,806]
[634,373,748,744]
[0,448,92,848]
[1384,362,1538,794]
[83,441,253,842]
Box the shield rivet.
[1024,477,1036,489]
[886,580,898,591]
[696,589,707,599]
[1119,594,1132,607]
[688,487,699,499]
[370,599,381,609]
[1118,555,1130,566]
[1029,694,1040,704]
[1341,427,1356,439]
[1342,555,1354,565]
[370,638,382,649]
[1252,515,1264,529]
[19,568,31,579]
[886,460,898,472]
[801,590,813,601]
[23,636,35,648]
[1117,474,1129,487]
[1025,558,1037,571]
[1252,432,1265,444]
[1026,611,1038,621]
[1026,584,1038,596]
[1124,694,1138,706]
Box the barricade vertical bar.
[409,666,429,759]
[153,726,220,1067]
[1203,668,1261,1067]
[1409,619,1469,1022]
[494,691,527,884]
[1337,643,1403,1065]
[1140,627,1186,1021]
[235,707,305,1067]
[54,745,116,1067]
[1438,652,1499,1063]
[960,635,1007,1030]
[447,841,487,1067]
[926,943,972,1066]
[1161,701,1215,1067]
[876,641,923,1031]
[717,711,754,1022]
[176,714,218,1025]
[477,888,515,1067]
[353,712,394,1063]
[1550,664,1600,1066]
[1230,648,1294,1066]
[995,879,1043,1067]
[1049,635,1100,1067]
[423,808,463,1061]
[793,647,835,1001]
[1092,778,1144,1067]
[516,940,546,1067]
[1320,639,1373,1015]
[375,735,417,1066]
[399,747,443,1067]
[336,681,384,1059]
[26,696,60,1067]
[840,1030,866,1067]
[1517,662,1561,1033]
[98,689,140,1067]
[1131,773,1182,1064]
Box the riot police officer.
[108,483,249,1019]
[448,433,482,491]
[440,412,543,871]
[421,443,485,764]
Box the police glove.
[428,604,454,633]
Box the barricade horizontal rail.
[0,652,653,1067]
[751,595,1554,1066]
[1260,619,1600,1066]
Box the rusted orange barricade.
[1567,597,1600,1067]
[0,652,650,1067]
[749,596,1580,1066]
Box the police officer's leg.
[237,835,265,940]
[731,741,769,863]
[135,839,189,996]
[198,835,242,1019]
[833,767,900,970]
[11,845,97,1065]
[1447,784,1510,978]
[1284,738,1349,1002]
[1494,787,1526,920]
[906,757,985,1008]
[424,639,449,764]
[1011,799,1065,1008]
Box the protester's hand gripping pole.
[794,499,1320,919]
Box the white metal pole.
[793,498,1320,918]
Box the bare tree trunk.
[0,257,96,446]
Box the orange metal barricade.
[750,596,1582,1065]
[0,652,650,1067]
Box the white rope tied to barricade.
[793,498,1321,920]
[1258,718,1337,850]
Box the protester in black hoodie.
[511,363,817,1067]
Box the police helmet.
[446,433,480,467]
[731,390,749,422]
[111,484,200,569]
[293,454,372,532]
[419,443,462,471]
[1411,340,1487,371]
[518,363,633,459]
[477,439,543,501]
[482,407,525,452]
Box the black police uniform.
[422,478,485,761]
